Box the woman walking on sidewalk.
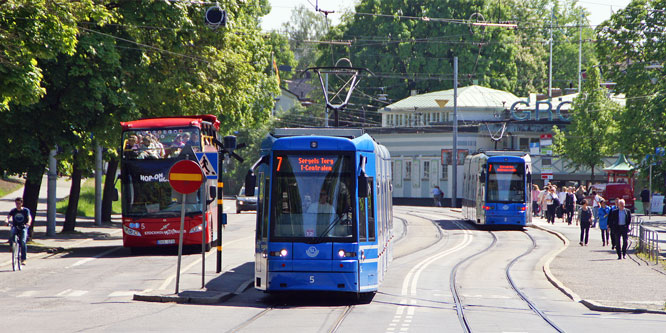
[579,199,592,246]
[598,200,611,246]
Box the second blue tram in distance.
[245,128,393,297]
[462,152,533,227]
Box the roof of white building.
[381,85,522,113]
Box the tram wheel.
[356,291,375,304]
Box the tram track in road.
[389,209,474,333]
[505,230,565,333]
[404,208,564,332]
[449,226,565,332]
[226,307,272,333]
[225,303,354,333]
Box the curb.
[133,291,232,304]
[529,224,581,302]
[532,223,666,314]
[133,278,254,305]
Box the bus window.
[122,128,202,159]
[368,177,375,241]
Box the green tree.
[1,0,281,231]
[281,5,329,71]
[0,0,109,110]
[552,64,620,183]
[595,0,666,185]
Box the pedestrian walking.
[432,185,443,207]
[564,187,576,225]
[531,185,541,217]
[640,187,650,215]
[538,187,548,218]
[597,200,611,246]
[546,186,558,224]
[591,190,603,228]
[557,186,567,223]
[609,199,631,259]
[579,199,592,246]
[575,185,586,226]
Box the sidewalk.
[532,214,666,313]
[0,176,123,267]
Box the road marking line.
[68,246,123,268]
[56,289,72,296]
[17,290,38,297]
[108,291,136,297]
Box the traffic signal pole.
[217,152,224,273]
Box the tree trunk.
[101,157,118,223]
[62,156,82,233]
[23,164,45,240]
[590,163,596,184]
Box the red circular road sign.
[169,160,204,194]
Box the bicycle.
[9,224,24,271]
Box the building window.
[404,161,411,180]
[441,164,448,180]
[423,161,430,180]
[519,137,529,150]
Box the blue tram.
[462,152,533,226]
[245,128,393,296]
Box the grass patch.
[0,177,24,198]
[56,177,121,217]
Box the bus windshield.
[271,154,354,242]
[122,127,201,160]
[486,162,525,203]
[121,159,202,217]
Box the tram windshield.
[271,154,354,242]
[486,162,525,203]
[121,159,202,217]
[122,127,201,160]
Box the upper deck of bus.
[120,115,220,131]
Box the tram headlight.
[338,249,357,258]
[270,249,288,257]
[483,205,493,210]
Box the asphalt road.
[1,205,665,332]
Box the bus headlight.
[123,225,142,237]
[483,205,493,210]
[189,224,203,233]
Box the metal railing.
[631,216,661,264]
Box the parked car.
[587,183,635,212]
[236,186,258,213]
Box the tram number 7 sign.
[169,160,204,194]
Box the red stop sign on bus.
[169,160,204,194]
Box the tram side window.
[368,177,376,241]
[359,197,367,242]
[261,176,270,240]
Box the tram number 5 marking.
[276,156,283,171]
[309,276,315,284]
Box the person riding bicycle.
[5,197,32,265]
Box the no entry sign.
[169,160,204,194]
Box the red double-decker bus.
[119,115,219,251]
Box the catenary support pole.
[201,181,206,289]
[452,57,458,207]
[47,149,57,236]
[95,144,103,226]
